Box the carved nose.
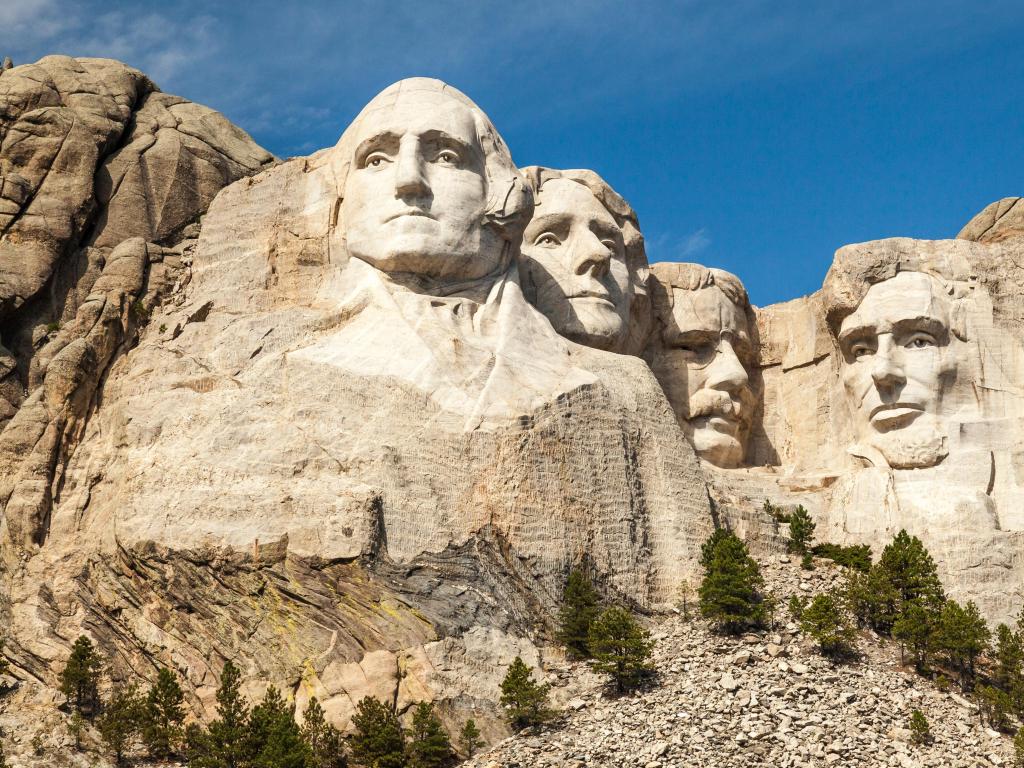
[394,142,429,199]
[871,345,906,389]
[572,231,611,278]
[706,341,749,393]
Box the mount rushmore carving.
[3,64,1024,735]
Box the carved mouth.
[569,290,613,304]
[385,209,434,223]
[869,403,924,428]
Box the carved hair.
[519,166,651,354]
[330,78,534,247]
[822,238,975,341]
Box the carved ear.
[950,299,969,342]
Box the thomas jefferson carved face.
[656,283,755,468]
[340,88,504,281]
[519,179,631,351]
[837,271,957,468]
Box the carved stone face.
[837,271,957,468]
[340,89,503,281]
[658,285,755,467]
[519,179,631,351]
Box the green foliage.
[799,590,856,657]
[130,299,150,321]
[698,529,770,634]
[248,686,312,768]
[978,684,1014,733]
[908,709,931,745]
[301,697,347,768]
[349,697,405,768]
[98,683,144,765]
[811,543,872,572]
[0,732,5,768]
[45,321,61,333]
[800,552,814,571]
[0,638,12,697]
[557,569,601,659]
[787,505,815,554]
[587,606,656,693]
[788,595,808,621]
[762,499,787,522]
[499,657,555,730]
[187,659,252,768]
[60,635,103,717]
[69,709,85,750]
[458,719,483,759]
[932,599,990,690]
[142,667,186,758]
[1015,726,1024,767]
[406,702,452,768]
[892,602,939,672]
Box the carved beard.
[869,417,948,469]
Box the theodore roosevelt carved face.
[836,271,958,468]
[649,264,756,468]
[334,79,531,283]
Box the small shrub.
[799,591,857,658]
[1014,726,1024,767]
[45,321,61,333]
[800,552,814,570]
[159,323,168,334]
[787,505,815,555]
[587,606,655,693]
[788,595,808,621]
[459,719,483,758]
[909,709,931,745]
[811,543,872,573]
[499,657,555,730]
[130,300,150,321]
[978,684,1014,733]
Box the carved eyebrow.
[891,316,948,339]
[664,328,718,346]
[353,131,401,163]
[837,321,876,346]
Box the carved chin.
[870,427,948,469]
[686,424,746,468]
[560,302,627,351]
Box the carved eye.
[436,150,460,165]
[679,343,716,366]
[364,152,390,169]
[906,334,936,349]
[534,233,560,247]
[850,343,873,359]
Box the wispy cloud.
[647,228,712,265]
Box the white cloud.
[678,227,711,258]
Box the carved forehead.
[669,285,750,335]
[527,178,620,231]
[350,87,481,149]
[840,272,950,338]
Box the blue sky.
[3,1,1023,306]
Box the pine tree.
[587,606,655,693]
[892,602,938,671]
[60,635,103,717]
[908,709,931,745]
[248,686,312,768]
[557,569,601,659]
[933,600,990,690]
[98,683,144,765]
[69,709,85,750]
[349,697,405,768]
[0,730,5,768]
[458,719,483,758]
[406,702,452,768]
[1015,726,1024,768]
[787,505,815,555]
[301,697,347,768]
[142,667,186,758]
[698,530,770,634]
[799,590,856,657]
[978,684,1014,732]
[187,659,252,768]
[499,657,554,730]
[876,530,946,611]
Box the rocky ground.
[467,555,1017,768]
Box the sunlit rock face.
[645,262,758,469]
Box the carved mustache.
[686,389,749,424]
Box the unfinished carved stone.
[647,263,757,468]
[518,167,650,355]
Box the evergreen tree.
[98,683,144,765]
[1015,726,1024,768]
[876,531,946,611]
[248,686,312,768]
[557,569,601,659]
[349,697,405,768]
[458,719,483,759]
[787,505,815,555]
[69,710,85,750]
[406,702,452,768]
[301,697,347,768]
[892,602,939,671]
[59,635,103,717]
[978,684,1014,733]
[142,667,186,758]
[0,730,5,768]
[933,600,990,690]
[908,709,931,745]
[499,657,554,730]
[187,659,252,768]
[587,606,655,693]
[799,591,856,657]
[698,530,770,634]
[994,623,1024,713]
